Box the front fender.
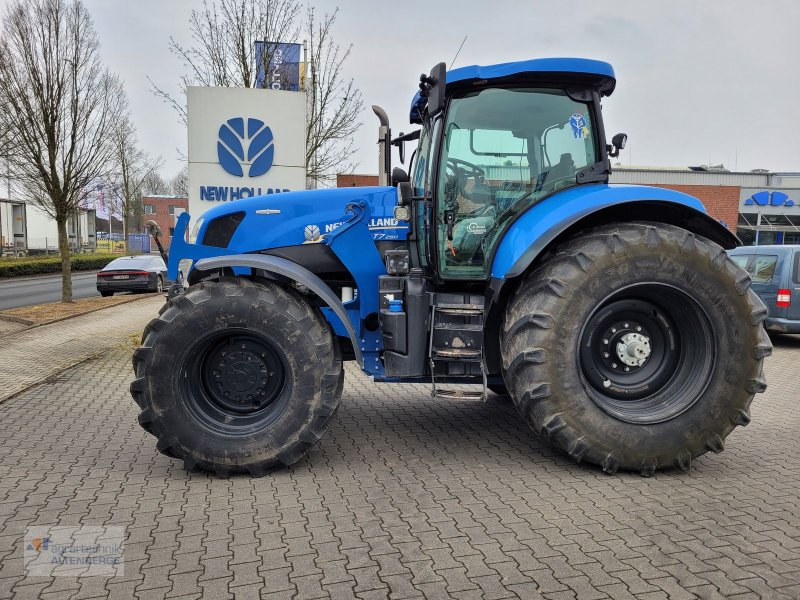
[194,253,363,365]
[491,184,738,279]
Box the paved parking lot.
[0,334,798,599]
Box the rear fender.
[491,184,739,280]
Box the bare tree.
[112,112,163,253]
[142,170,170,196]
[150,0,300,122]
[0,0,125,301]
[150,0,363,185]
[170,165,189,197]
[303,8,362,186]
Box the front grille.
[202,212,245,248]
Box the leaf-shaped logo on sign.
[217,117,275,178]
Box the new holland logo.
[745,191,796,207]
[217,117,274,177]
[304,224,321,242]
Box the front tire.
[131,277,343,476]
[502,223,771,475]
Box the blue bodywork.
[491,184,708,278]
[173,186,403,278]
[411,57,616,122]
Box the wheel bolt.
[612,363,617,368]
[636,326,642,332]
[611,328,616,333]
[625,367,630,372]
[603,339,609,345]
[624,323,629,328]
[603,352,609,358]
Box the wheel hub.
[201,335,285,415]
[616,332,651,367]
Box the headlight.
[189,217,205,244]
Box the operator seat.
[545,153,575,186]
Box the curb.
[0,314,34,326]
[0,293,165,332]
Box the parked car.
[96,255,168,297]
[727,245,800,333]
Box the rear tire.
[131,277,343,476]
[100,291,113,297]
[502,223,771,475]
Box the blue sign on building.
[254,42,302,91]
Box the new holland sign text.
[187,87,306,224]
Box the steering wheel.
[447,157,485,179]
[444,157,487,211]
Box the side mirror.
[392,167,409,186]
[420,62,446,117]
[396,135,406,163]
[608,133,627,158]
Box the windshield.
[436,87,599,277]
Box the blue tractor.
[132,58,771,476]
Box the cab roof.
[410,57,616,123]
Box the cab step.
[433,388,486,400]
[429,293,487,401]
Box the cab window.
[436,87,598,278]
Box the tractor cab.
[386,59,621,282]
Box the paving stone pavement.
[0,320,26,338]
[0,296,164,403]
[0,334,799,599]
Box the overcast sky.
[83,0,799,180]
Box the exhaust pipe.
[372,105,391,186]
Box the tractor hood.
[186,185,403,254]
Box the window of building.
[143,204,155,214]
[168,205,177,215]
[168,227,175,237]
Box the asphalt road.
[0,271,99,310]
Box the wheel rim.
[181,330,289,432]
[157,277,163,292]
[578,283,716,424]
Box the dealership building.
[338,166,800,246]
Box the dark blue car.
[96,255,168,297]
[728,245,800,333]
